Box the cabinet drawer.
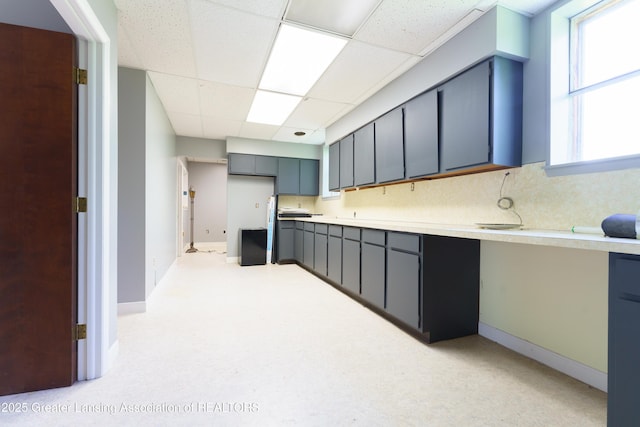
[295,221,304,230]
[388,232,420,253]
[612,257,640,298]
[343,227,360,241]
[304,222,315,231]
[278,220,295,230]
[315,224,328,235]
[362,229,385,246]
[329,225,342,237]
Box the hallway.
[1,251,606,426]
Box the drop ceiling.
[116,0,557,145]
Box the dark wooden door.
[0,23,77,396]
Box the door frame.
[50,0,114,380]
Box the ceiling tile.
[239,122,279,140]
[189,0,280,87]
[354,0,479,55]
[307,40,415,104]
[117,20,144,69]
[204,0,288,18]
[202,116,243,140]
[198,81,255,121]
[284,98,353,130]
[148,72,200,115]
[115,0,197,77]
[168,112,203,138]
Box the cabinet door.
[314,233,328,277]
[276,157,300,195]
[608,254,640,426]
[361,243,385,309]
[299,159,319,196]
[328,235,342,284]
[228,153,255,175]
[440,60,490,172]
[339,134,354,188]
[303,229,314,269]
[342,238,360,294]
[375,107,404,183]
[255,156,278,176]
[329,141,340,191]
[404,90,438,178]
[276,221,295,262]
[354,123,375,186]
[294,224,304,263]
[386,249,420,329]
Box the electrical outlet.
[255,203,259,208]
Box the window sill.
[545,154,640,177]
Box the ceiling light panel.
[247,90,302,126]
[284,0,381,36]
[189,0,279,87]
[259,24,347,96]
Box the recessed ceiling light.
[246,90,302,126]
[259,24,347,96]
[294,131,306,136]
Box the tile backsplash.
[281,162,640,232]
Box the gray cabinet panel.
[276,157,300,194]
[294,224,303,263]
[342,238,360,294]
[299,159,319,196]
[314,234,328,277]
[255,156,278,176]
[343,226,360,240]
[387,249,420,329]
[277,221,295,262]
[329,225,342,237]
[328,234,342,284]
[339,134,354,188]
[354,122,375,186]
[362,229,385,245]
[329,141,340,191]
[608,254,640,426]
[303,229,314,269]
[388,232,420,253]
[440,60,490,172]
[228,153,255,175]
[361,243,385,309]
[404,90,438,178]
[375,107,404,183]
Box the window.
[549,0,640,172]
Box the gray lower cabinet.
[327,226,342,284]
[361,229,386,309]
[314,225,328,277]
[342,227,361,294]
[294,222,304,263]
[386,232,421,329]
[375,107,404,183]
[608,253,640,426]
[276,221,295,262]
[303,223,314,269]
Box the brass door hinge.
[73,324,87,341]
[74,67,87,85]
[74,197,87,213]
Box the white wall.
[187,162,228,243]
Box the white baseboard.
[117,301,146,315]
[226,256,239,264]
[478,322,607,392]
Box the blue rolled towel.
[601,214,637,239]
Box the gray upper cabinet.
[299,159,319,196]
[339,134,354,189]
[375,107,405,183]
[440,57,522,173]
[354,122,375,186]
[404,90,438,178]
[255,156,278,176]
[328,141,340,191]
[228,153,256,175]
[276,157,300,195]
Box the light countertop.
[280,216,640,255]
